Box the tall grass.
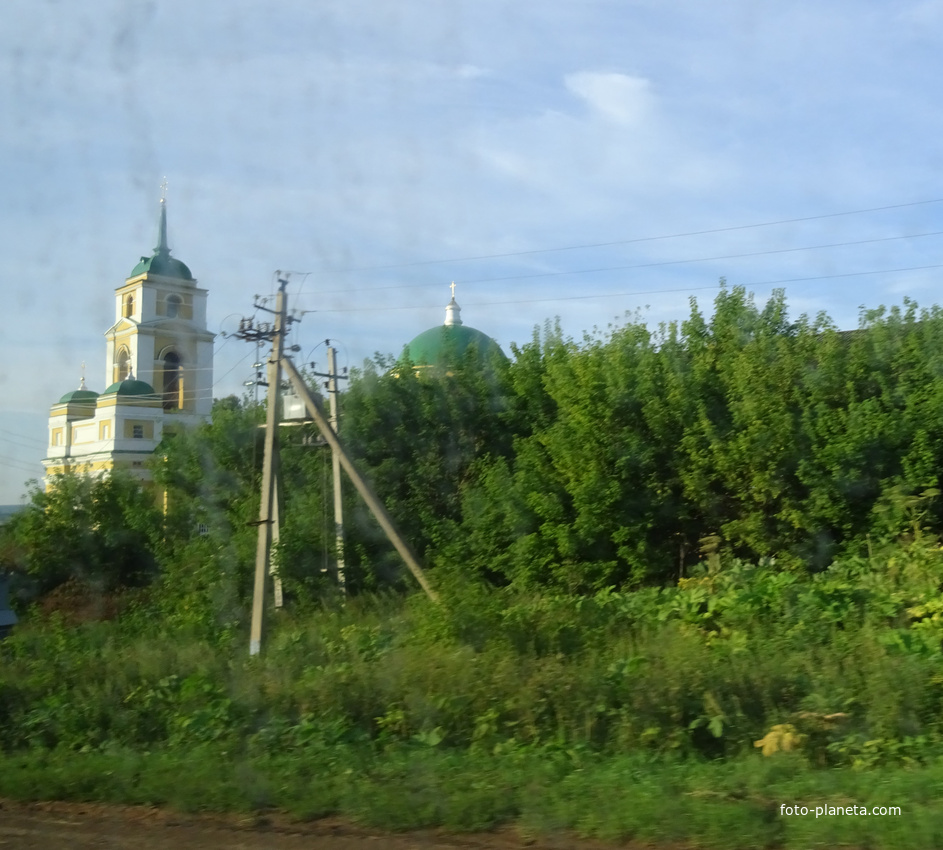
[2,547,943,847]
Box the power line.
[0,453,42,475]
[310,229,943,295]
[0,434,47,455]
[740,263,943,290]
[0,428,47,448]
[306,197,943,275]
[305,262,943,313]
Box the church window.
[124,294,134,318]
[166,294,182,318]
[132,425,144,439]
[162,351,182,410]
[115,347,131,382]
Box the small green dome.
[129,197,194,281]
[405,324,506,369]
[102,378,158,397]
[57,388,99,405]
[130,252,194,281]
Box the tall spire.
[444,281,462,326]
[155,177,169,255]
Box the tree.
[4,471,163,596]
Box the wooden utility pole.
[249,280,287,656]
[326,345,346,594]
[281,356,438,602]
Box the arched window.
[166,294,182,318]
[124,294,134,318]
[162,351,182,410]
[115,347,131,382]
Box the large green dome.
[403,291,506,371]
[405,324,506,368]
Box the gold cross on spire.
[160,177,168,204]
[450,281,456,299]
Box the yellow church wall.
[44,459,113,479]
[96,396,161,410]
[157,291,194,320]
[49,405,94,420]
[154,332,194,356]
[123,420,155,440]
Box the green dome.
[102,378,158,397]
[57,388,98,405]
[130,252,193,281]
[405,324,506,369]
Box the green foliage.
[449,289,943,587]
[4,556,943,845]
[2,472,163,596]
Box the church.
[42,194,215,488]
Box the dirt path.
[0,799,627,850]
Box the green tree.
[4,471,163,595]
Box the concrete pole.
[272,458,284,609]
[249,281,287,656]
[281,356,438,602]
[327,345,346,595]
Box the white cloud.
[457,64,489,79]
[564,71,653,125]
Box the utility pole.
[326,345,346,594]
[247,279,288,656]
[230,279,436,656]
[281,356,438,602]
[272,462,284,608]
[312,344,348,594]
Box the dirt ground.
[0,799,635,850]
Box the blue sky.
[3,0,943,502]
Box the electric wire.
[302,261,943,313]
[307,228,943,295]
[0,453,43,475]
[305,197,943,275]
[0,428,47,448]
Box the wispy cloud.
[564,71,653,125]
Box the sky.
[3,0,943,502]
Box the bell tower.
[103,183,215,428]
